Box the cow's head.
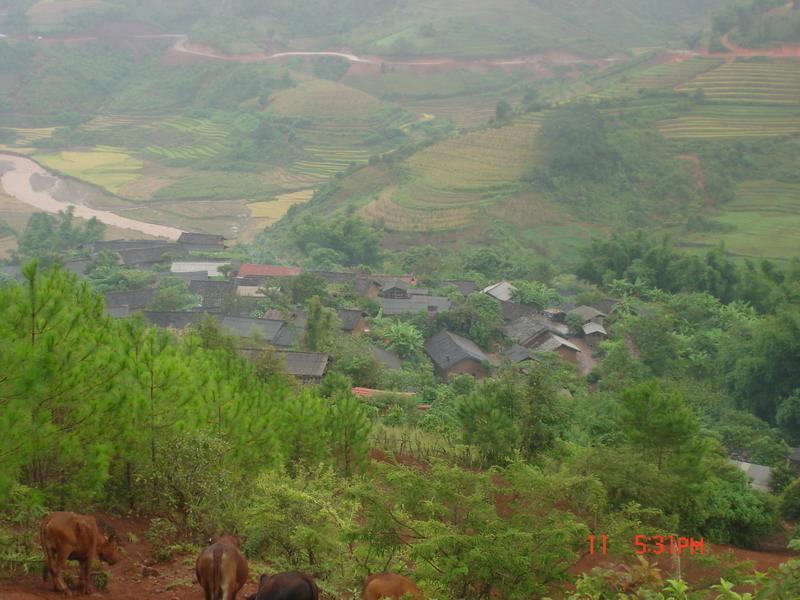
[98,529,120,565]
[214,531,244,548]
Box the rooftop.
[238,264,303,278]
[424,330,489,371]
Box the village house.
[569,305,607,326]
[104,288,155,312]
[503,344,539,365]
[236,263,303,279]
[441,279,477,296]
[731,460,773,492]
[177,232,225,252]
[582,321,609,347]
[482,281,517,302]
[504,314,569,348]
[117,244,182,268]
[424,330,491,379]
[171,260,230,277]
[533,333,581,363]
[279,351,329,385]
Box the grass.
[683,180,800,259]
[676,60,800,105]
[33,148,143,194]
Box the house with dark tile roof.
[104,288,155,310]
[441,279,477,296]
[424,331,490,379]
[178,232,225,252]
[117,244,182,267]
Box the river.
[0,153,183,240]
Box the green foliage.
[302,295,339,351]
[780,478,800,521]
[290,272,328,305]
[14,207,104,263]
[511,280,562,309]
[433,292,504,350]
[146,277,201,311]
[288,213,384,267]
[379,321,424,359]
[459,367,566,465]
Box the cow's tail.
[211,545,223,600]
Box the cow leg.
[80,556,94,595]
[52,549,71,594]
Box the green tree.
[327,393,371,476]
[618,381,700,469]
[290,272,328,305]
[512,281,562,309]
[382,321,423,359]
[301,295,339,351]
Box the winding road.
[0,154,184,240]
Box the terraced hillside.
[360,114,543,231]
[675,59,800,104]
[593,56,724,98]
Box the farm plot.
[688,180,800,259]
[360,189,476,231]
[394,120,540,211]
[145,117,232,162]
[594,57,724,98]
[267,79,386,122]
[247,190,314,226]
[676,60,800,104]
[33,147,143,194]
[1,127,55,146]
[659,105,800,139]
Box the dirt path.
[0,154,183,240]
[719,31,800,57]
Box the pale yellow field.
[248,189,315,221]
[360,188,476,231]
[33,148,143,194]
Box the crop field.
[676,60,800,104]
[248,190,315,219]
[659,105,800,139]
[685,180,800,259]
[145,117,232,161]
[394,120,539,212]
[593,57,724,98]
[33,147,143,194]
[267,79,386,122]
[1,127,55,146]
[360,189,477,231]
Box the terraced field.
[146,117,232,161]
[659,105,800,139]
[595,57,724,98]
[359,117,541,231]
[268,79,386,122]
[687,180,800,258]
[676,60,800,104]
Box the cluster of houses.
[2,235,613,384]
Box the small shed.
[569,305,607,325]
[731,460,773,492]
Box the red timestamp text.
[588,534,705,556]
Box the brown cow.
[40,511,120,595]
[362,573,423,600]
[196,534,249,600]
[250,571,319,600]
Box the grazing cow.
[196,534,249,600]
[249,571,319,600]
[40,511,119,595]
[362,573,423,600]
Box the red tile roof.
[238,264,302,278]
